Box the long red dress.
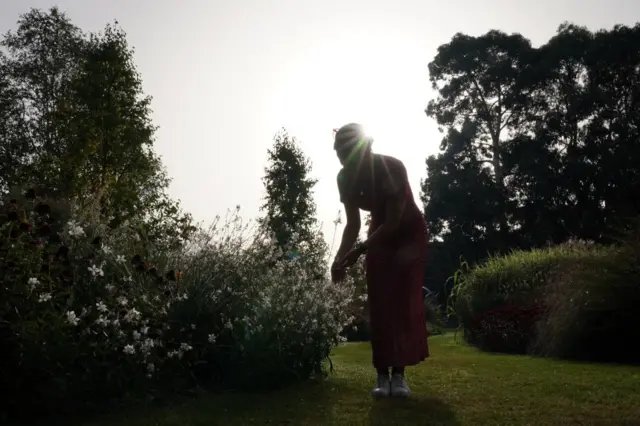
[338,154,429,369]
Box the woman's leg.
[391,366,405,376]
[377,367,390,376]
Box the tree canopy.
[422,22,640,298]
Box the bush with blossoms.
[0,189,356,421]
[170,212,356,388]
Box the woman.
[331,123,429,398]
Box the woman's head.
[333,123,373,166]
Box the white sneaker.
[371,374,390,398]
[390,373,411,397]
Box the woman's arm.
[361,196,405,250]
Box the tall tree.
[0,7,84,193]
[0,7,195,256]
[583,24,640,234]
[259,129,319,253]
[425,30,535,246]
[421,22,640,299]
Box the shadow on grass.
[368,396,459,426]
[66,375,461,426]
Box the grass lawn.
[79,333,640,426]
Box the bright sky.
[2,0,638,252]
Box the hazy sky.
[2,0,638,252]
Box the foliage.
[449,237,640,361]
[0,7,195,260]
[0,190,355,423]
[421,22,640,300]
[172,210,354,387]
[466,304,543,353]
[341,253,369,342]
[0,188,190,420]
[259,129,319,254]
[450,240,603,330]
[531,233,640,362]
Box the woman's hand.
[337,243,366,269]
[331,260,347,283]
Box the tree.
[0,7,85,193]
[425,30,536,245]
[259,129,319,253]
[421,22,640,299]
[0,7,195,257]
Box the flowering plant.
[1,190,356,420]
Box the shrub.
[424,294,446,335]
[531,243,640,362]
[0,190,356,422]
[466,304,543,353]
[450,240,616,354]
[341,257,369,342]
[169,214,356,388]
[0,189,196,418]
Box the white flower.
[101,245,112,255]
[105,284,115,292]
[140,326,149,335]
[190,324,196,330]
[123,345,136,355]
[96,301,109,313]
[95,316,108,327]
[147,363,155,373]
[180,343,193,352]
[88,264,104,277]
[141,338,155,354]
[28,277,39,290]
[132,330,141,340]
[123,308,141,323]
[123,275,132,283]
[115,255,126,264]
[224,320,233,330]
[66,311,79,326]
[116,296,128,306]
[38,293,52,303]
[67,221,85,238]
[208,334,216,343]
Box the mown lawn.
[79,333,640,426]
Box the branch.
[469,75,497,141]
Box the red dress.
[338,154,429,368]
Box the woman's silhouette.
[331,123,429,398]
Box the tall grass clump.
[0,190,355,423]
[448,239,639,357]
[531,233,640,362]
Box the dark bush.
[450,238,640,361]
